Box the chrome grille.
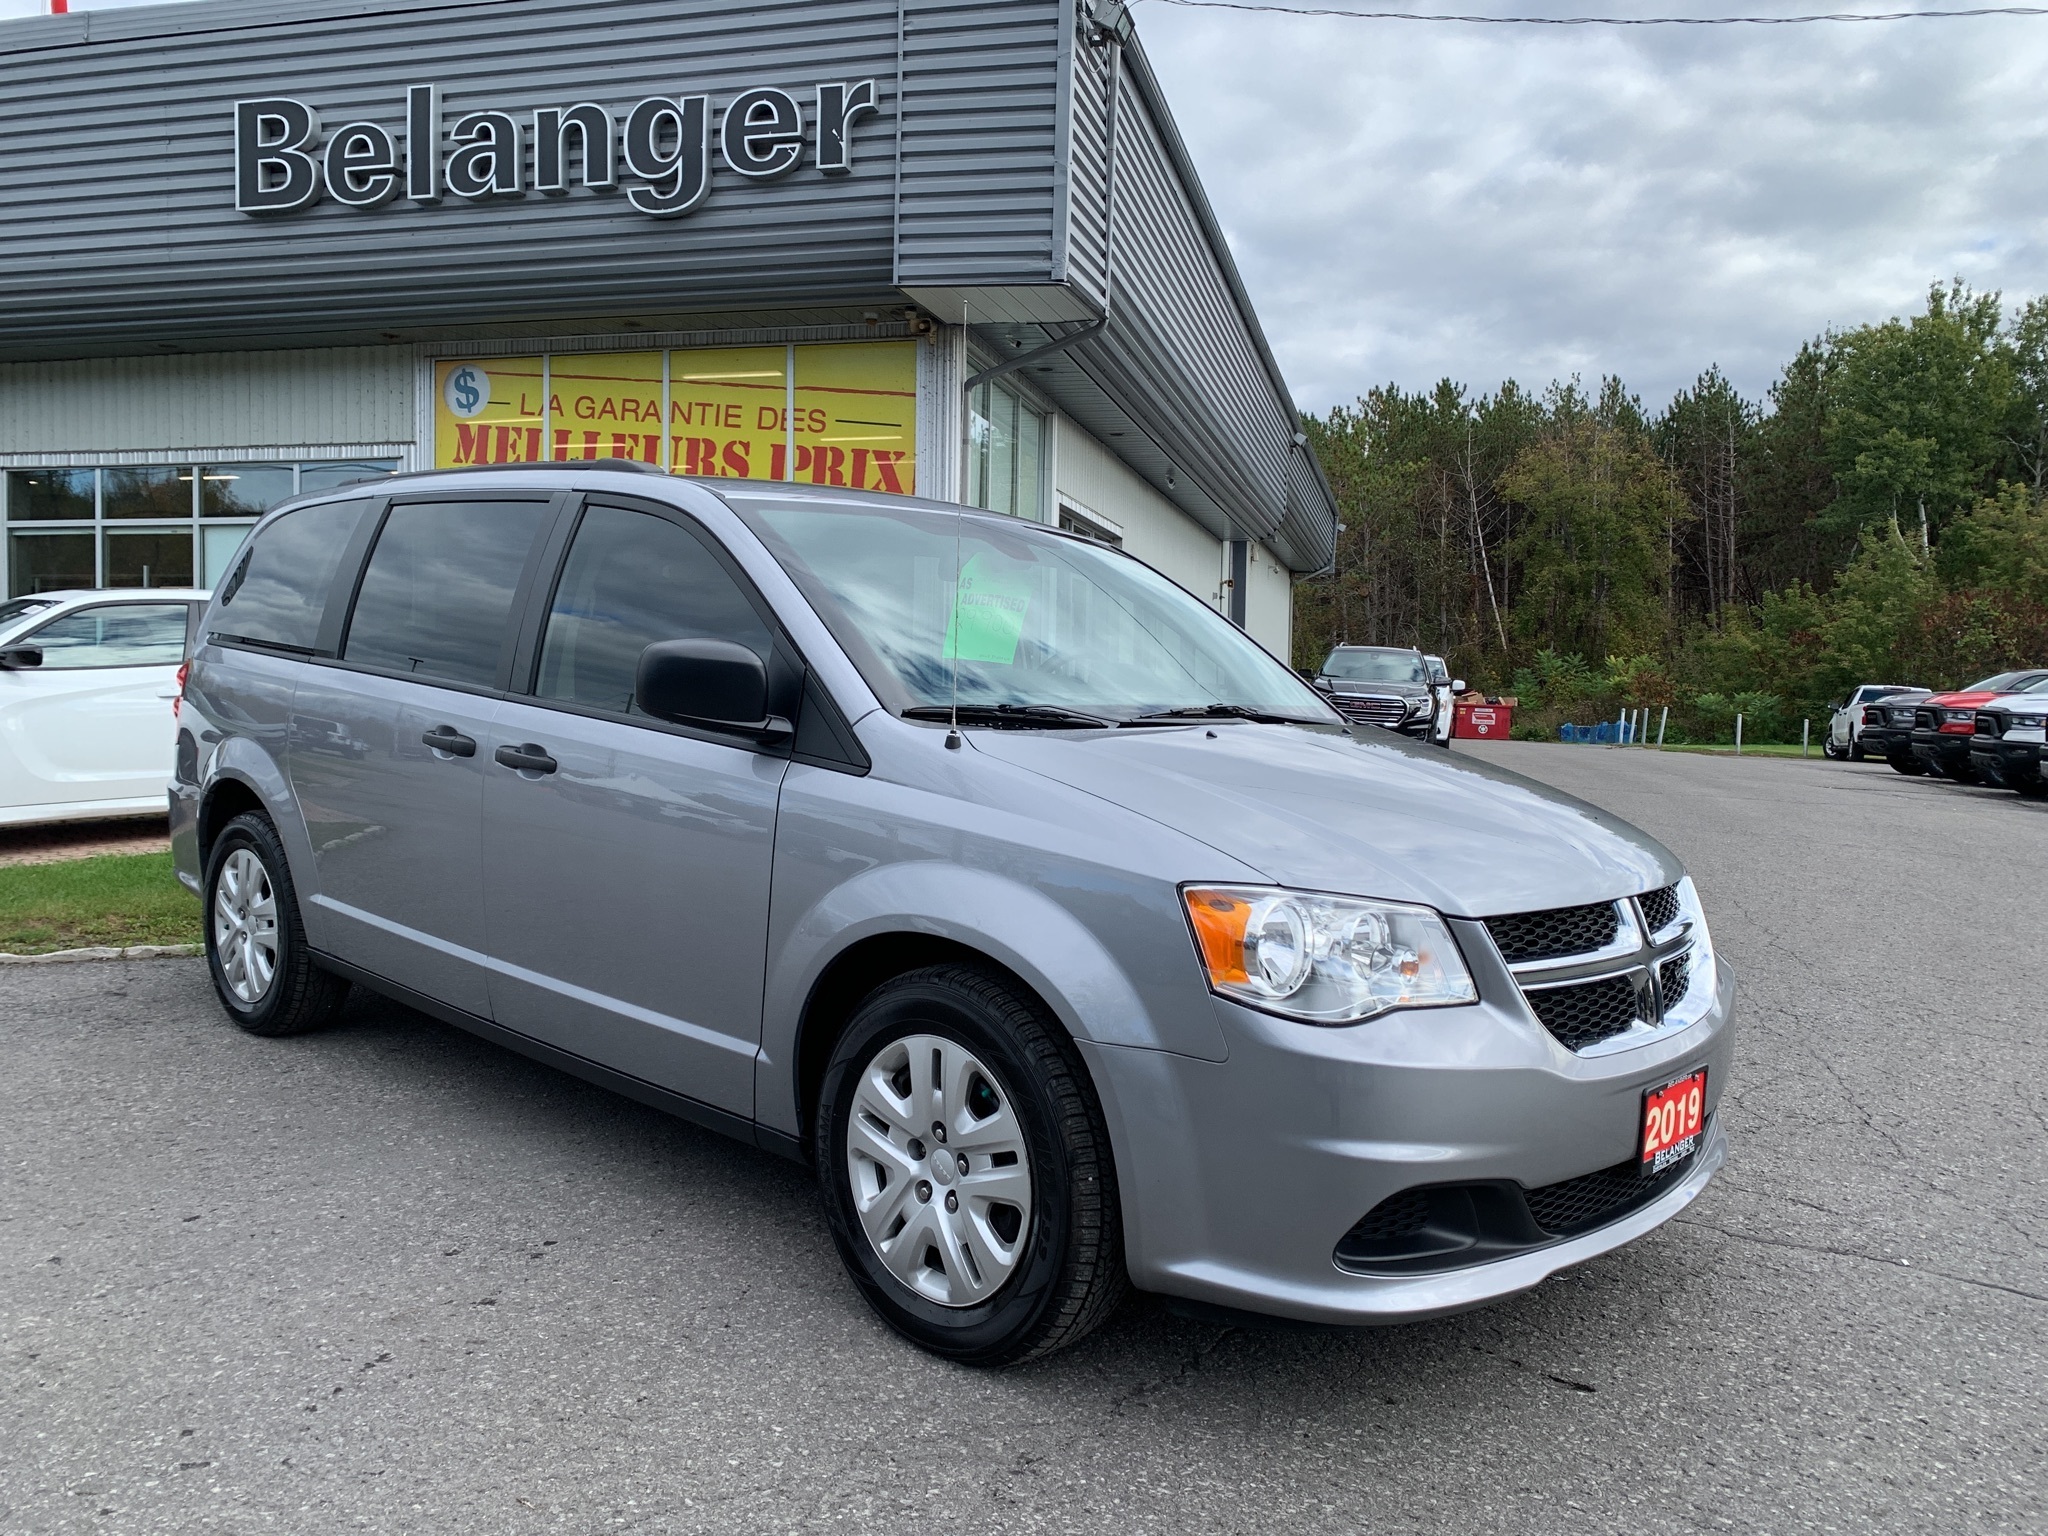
[1485,902,1619,964]
[1658,953,1689,1008]
[1330,692,1407,728]
[1526,975,1644,1051]
[1638,885,1680,935]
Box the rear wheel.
[204,812,349,1036]
[814,965,1126,1365]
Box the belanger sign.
[234,81,880,217]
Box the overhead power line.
[1141,0,2048,22]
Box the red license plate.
[1640,1067,1707,1174]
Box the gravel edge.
[0,943,201,965]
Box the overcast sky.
[1133,0,2048,413]
[8,0,2047,415]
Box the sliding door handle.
[494,742,558,774]
[421,725,477,758]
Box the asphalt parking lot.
[3,743,2042,1534]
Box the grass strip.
[0,851,201,954]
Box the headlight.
[2014,714,2044,729]
[1944,709,1975,723]
[1182,886,1477,1024]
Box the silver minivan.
[171,466,1733,1364]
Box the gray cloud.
[1135,2,2048,412]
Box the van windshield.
[1323,648,1426,684]
[735,499,1339,727]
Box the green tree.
[1824,280,2013,549]
[1502,382,1688,662]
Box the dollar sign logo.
[444,365,490,419]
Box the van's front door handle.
[494,742,558,774]
[422,725,477,758]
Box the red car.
[1906,669,2048,781]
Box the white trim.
[0,444,411,469]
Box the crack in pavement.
[1676,1216,2048,1305]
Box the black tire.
[1848,738,1866,761]
[814,964,1126,1366]
[1887,752,1926,777]
[1938,757,1979,785]
[203,811,349,1037]
[2014,774,2048,800]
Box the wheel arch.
[791,932,1052,1158]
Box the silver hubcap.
[845,1033,1034,1308]
[212,848,279,1005]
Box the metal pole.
[1657,706,1668,748]
[1802,718,1810,757]
[1735,713,1744,755]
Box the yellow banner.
[435,343,917,495]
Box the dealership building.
[0,0,1335,659]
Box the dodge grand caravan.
[172,466,1733,1364]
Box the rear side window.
[213,499,371,653]
[344,500,550,687]
[535,504,772,715]
[26,602,189,668]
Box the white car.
[0,588,209,825]
[1824,683,1920,760]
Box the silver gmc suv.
[170,467,1734,1364]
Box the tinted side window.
[27,603,190,668]
[536,505,772,716]
[344,500,549,687]
[213,499,371,652]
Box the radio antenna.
[947,503,963,749]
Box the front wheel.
[204,811,349,1036]
[1823,731,1846,761]
[814,965,1126,1365]
[1888,753,1926,777]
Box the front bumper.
[1971,739,2042,781]
[1910,729,1974,769]
[1080,955,1735,1325]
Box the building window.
[1058,504,1122,547]
[1,460,397,597]
[967,375,1047,521]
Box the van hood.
[970,724,1678,918]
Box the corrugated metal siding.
[0,347,415,453]
[891,0,1063,288]
[0,0,906,354]
[1054,34,1335,573]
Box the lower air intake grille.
[1638,884,1680,935]
[1527,974,1643,1051]
[1344,1187,1432,1245]
[1524,1132,1706,1236]
[1485,901,1620,964]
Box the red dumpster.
[1452,701,1513,740]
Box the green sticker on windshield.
[944,553,1034,664]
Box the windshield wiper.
[901,704,1111,729]
[1120,704,1329,727]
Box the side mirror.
[1450,679,1466,694]
[1311,675,1333,691]
[634,639,791,745]
[0,646,43,669]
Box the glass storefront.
[3,459,398,596]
